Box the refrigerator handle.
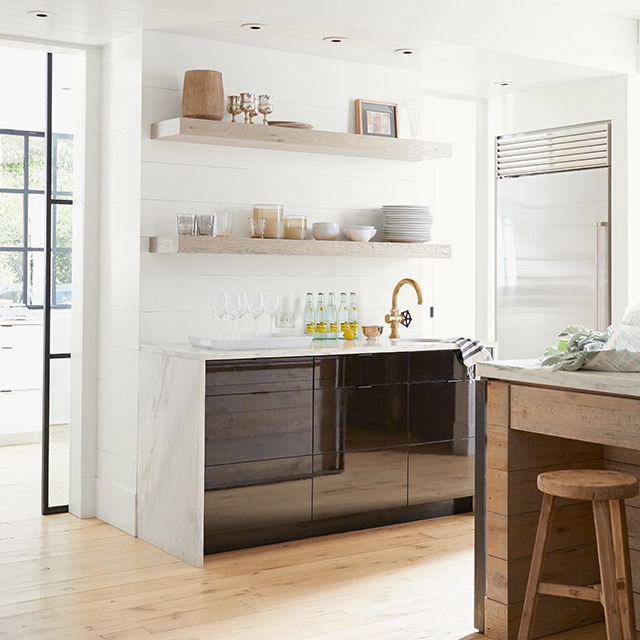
[596,221,609,331]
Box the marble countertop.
[476,359,640,398]
[140,337,460,361]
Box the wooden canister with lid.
[182,69,224,120]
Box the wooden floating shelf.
[148,236,452,259]
[150,117,452,161]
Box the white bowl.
[343,225,376,242]
[312,222,340,241]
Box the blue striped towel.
[446,337,493,367]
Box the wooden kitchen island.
[475,360,640,639]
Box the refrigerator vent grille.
[496,122,610,178]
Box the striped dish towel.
[446,337,493,367]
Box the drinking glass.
[240,92,256,124]
[247,293,264,337]
[257,94,273,125]
[263,293,280,337]
[227,95,242,123]
[177,214,195,235]
[225,292,241,339]
[236,291,248,336]
[212,292,227,339]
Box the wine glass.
[247,293,264,338]
[212,292,227,339]
[257,94,273,125]
[240,92,256,124]
[236,292,248,337]
[263,293,280,337]
[227,95,242,123]
[225,292,241,339]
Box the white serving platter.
[189,333,312,350]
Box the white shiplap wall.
[98,31,477,533]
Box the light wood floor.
[0,444,606,639]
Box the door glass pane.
[27,250,45,306]
[0,250,24,303]
[0,192,24,246]
[53,136,73,198]
[0,134,25,189]
[27,135,45,192]
[48,356,70,507]
[28,193,45,248]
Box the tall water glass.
[247,293,264,337]
[212,292,227,339]
[263,293,280,337]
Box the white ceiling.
[0,0,638,98]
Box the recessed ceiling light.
[241,23,266,31]
[394,48,417,55]
[323,36,348,44]
[27,10,55,18]
[494,81,511,87]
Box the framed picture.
[355,99,398,138]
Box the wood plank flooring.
[0,443,606,639]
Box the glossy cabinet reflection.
[204,350,474,553]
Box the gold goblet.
[257,94,273,125]
[240,92,256,124]
[227,95,241,123]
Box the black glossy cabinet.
[204,350,473,553]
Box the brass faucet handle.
[400,309,413,328]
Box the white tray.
[188,333,312,350]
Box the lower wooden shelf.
[147,236,451,258]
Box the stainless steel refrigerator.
[495,121,611,360]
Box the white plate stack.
[382,205,433,243]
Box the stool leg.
[609,499,637,640]
[593,500,625,640]
[518,493,555,640]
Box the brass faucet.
[385,278,423,339]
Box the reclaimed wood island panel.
[476,360,640,640]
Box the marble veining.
[138,350,205,567]
[477,359,640,398]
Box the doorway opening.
[0,45,78,514]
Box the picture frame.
[355,99,398,138]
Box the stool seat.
[518,469,639,640]
[538,469,639,502]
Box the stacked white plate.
[381,205,433,243]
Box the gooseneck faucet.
[385,278,423,339]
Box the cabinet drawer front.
[408,441,474,505]
[0,350,42,389]
[204,458,312,534]
[0,389,42,432]
[312,448,407,519]
[206,358,313,395]
[408,380,471,444]
[0,323,42,350]
[206,390,312,464]
[205,455,313,489]
[342,352,408,387]
[409,349,465,382]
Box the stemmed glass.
[240,92,256,124]
[227,95,242,123]
[263,293,280,337]
[236,292,248,337]
[225,292,242,339]
[257,94,273,125]
[212,292,227,339]
[247,293,264,338]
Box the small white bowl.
[343,225,376,242]
[312,222,340,241]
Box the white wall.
[96,31,477,533]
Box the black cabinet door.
[204,359,314,543]
[312,355,408,520]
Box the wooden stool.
[518,469,638,640]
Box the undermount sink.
[393,337,444,343]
